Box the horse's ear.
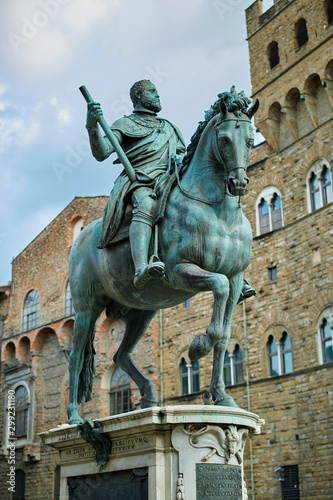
[248,99,259,118]
[219,99,227,119]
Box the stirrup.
[134,261,165,289]
[237,279,256,304]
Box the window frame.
[280,332,293,375]
[22,290,40,332]
[295,18,309,49]
[256,187,284,236]
[277,464,300,500]
[64,280,74,317]
[109,366,132,415]
[268,265,278,282]
[15,385,29,438]
[268,41,280,69]
[317,306,333,365]
[180,357,200,395]
[267,332,293,377]
[72,217,84,243]
[326,0,333,25]
[306,160,333,213]
[5,381,32,449]
[268,335,279,377]
[223,345,244,387]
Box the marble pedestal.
[39,405,263,500]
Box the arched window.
[256,187,284,235]
[234,345,244,384]
[310,172,321,211]
[64,281,74,317]
[223,351,232,387]
[268,336,279,376]
[22,290,39,331]
[13,469,25,500]
[307,160,333,212]
[326,0,333,24]
[281,333,293,374]
[320,318,333,364]
[295,19,308,48]
[109,366,132,415]
[259,199,270,234]
[271,193,283,230]
[268,333,293,376]
[4,341,15,362]
[223,345,244,386]
[15,385,29,438]
[72,217,84,242]
[180,358,200,395]
[268,41,279,69]
[322,166,333,205]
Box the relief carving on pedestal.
[183,424,248,464]
[176,472,185,499]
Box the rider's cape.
[99,114,185,248]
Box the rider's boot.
[237,279,256,304]
[130,220,165,289]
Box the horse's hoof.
[67,404,84,425]
[68,415,84,425]
[141,396,158,409]
[214,394,239,408]
[189,334,210,362]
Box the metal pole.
[79,85,136,182]
[159,309,164,405]
[243,299,255,500]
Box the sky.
[0,0,273,285]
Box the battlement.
[246,0,294,38]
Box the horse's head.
[213,88,259,197]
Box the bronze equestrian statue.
[67,82,258,424]
[86,80,186,289]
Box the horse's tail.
[72,311,97,404]
[78,339,95,404]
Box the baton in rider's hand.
[80,85,136,183]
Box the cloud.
[57,108,70,125]
[0,0,257,285]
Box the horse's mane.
[182,86,252,170]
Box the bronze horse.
[67,89,259,424]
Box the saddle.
[106,172,177,247]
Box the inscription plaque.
[68,467,148,500]
[196,464,242,499]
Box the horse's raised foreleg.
[67,309,101,424]
[171,263,230,361]
[113,308,159,409]
[211,273,244,407]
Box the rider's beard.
[140,94,162,113]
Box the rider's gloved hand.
[86,102,103,130]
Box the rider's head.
[130,80,162,113]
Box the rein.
[175,116,249,206]
[174,160,228,206]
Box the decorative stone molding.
[39,405,263,500]
[176,472,185,499]
[183,423,248,465]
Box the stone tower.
[246,0,333,152]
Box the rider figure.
[86,80,186,289]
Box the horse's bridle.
[175,116,251,206]
[212,116,252,176]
